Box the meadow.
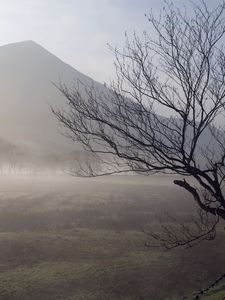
[0,175,224,300]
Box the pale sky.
[0,0,221,83]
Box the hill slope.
[0,40,105,154]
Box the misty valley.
[1,0,225,299]
[0,40,223,300]
[0,39,223,300]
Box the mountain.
[0,40,220,173]
[0,40,105,154]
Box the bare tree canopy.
[53,1,225,250]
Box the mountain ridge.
[0,40,106,155]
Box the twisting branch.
[144,208,219,249]
[193,272,225,299]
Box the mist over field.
[0,174,223,300]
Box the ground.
[0,175,224,300]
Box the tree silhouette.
[53,0,225,253]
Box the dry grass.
[0,175,224,299]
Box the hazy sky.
[0,0,221,83]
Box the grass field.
[0,175,224,300]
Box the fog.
[0,39,223,299]
[0,173,223,299]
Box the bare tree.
[53,2,225,297]
[53,0,225,254]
